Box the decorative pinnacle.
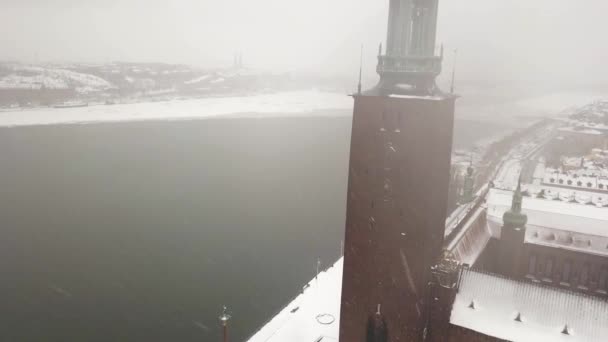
[219,306,231,327]
[513,176,523,212]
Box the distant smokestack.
[358,45,363,95]
[450,49,457,94]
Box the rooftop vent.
[514,312,522,322]
[562,324,571,335]
[468,301,476,310]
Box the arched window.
[567,180,573,185]
[545,258,554,278]
[562,260,572,283]
[580,263,590,287]
[536,256,545,276]
[587,182,593,188]
[528,255,537,275]
[550,178,555,183]
[599,267,608,290]
[577,181,583,186]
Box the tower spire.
[503,175,527,228]
[462,156,475,203]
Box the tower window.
[599,267,608,290]
[381,111,388,131]
[580,263,590,287]
[368,216,376,230]
[536,255,544,276]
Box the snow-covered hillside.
[0,65,115,94]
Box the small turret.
[503,178,527,229]
[498,176,528,278]
[461,158,475,203]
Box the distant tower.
[461,159,475,203]
[339,0,456,341]
[498,177,528,278]
[233,53,243,69]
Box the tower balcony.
[377,55,443,77]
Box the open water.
[0,111,509,341]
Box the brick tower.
[339,1,456,341]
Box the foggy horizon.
[2,0,608,85]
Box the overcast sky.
[1,0,607,84]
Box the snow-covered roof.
[451,268,608,342]
[247,259,342,342]
[542,168,608,193]
[448,205,492,266]
[558,126,604,135]
[487,189,608,237]
[183,75,211,85]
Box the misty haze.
[1,1,608,342]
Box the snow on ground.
[247,259,342,342]
[183,75,211,85]
[0,91,352,127]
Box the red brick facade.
[339,94,455,341]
